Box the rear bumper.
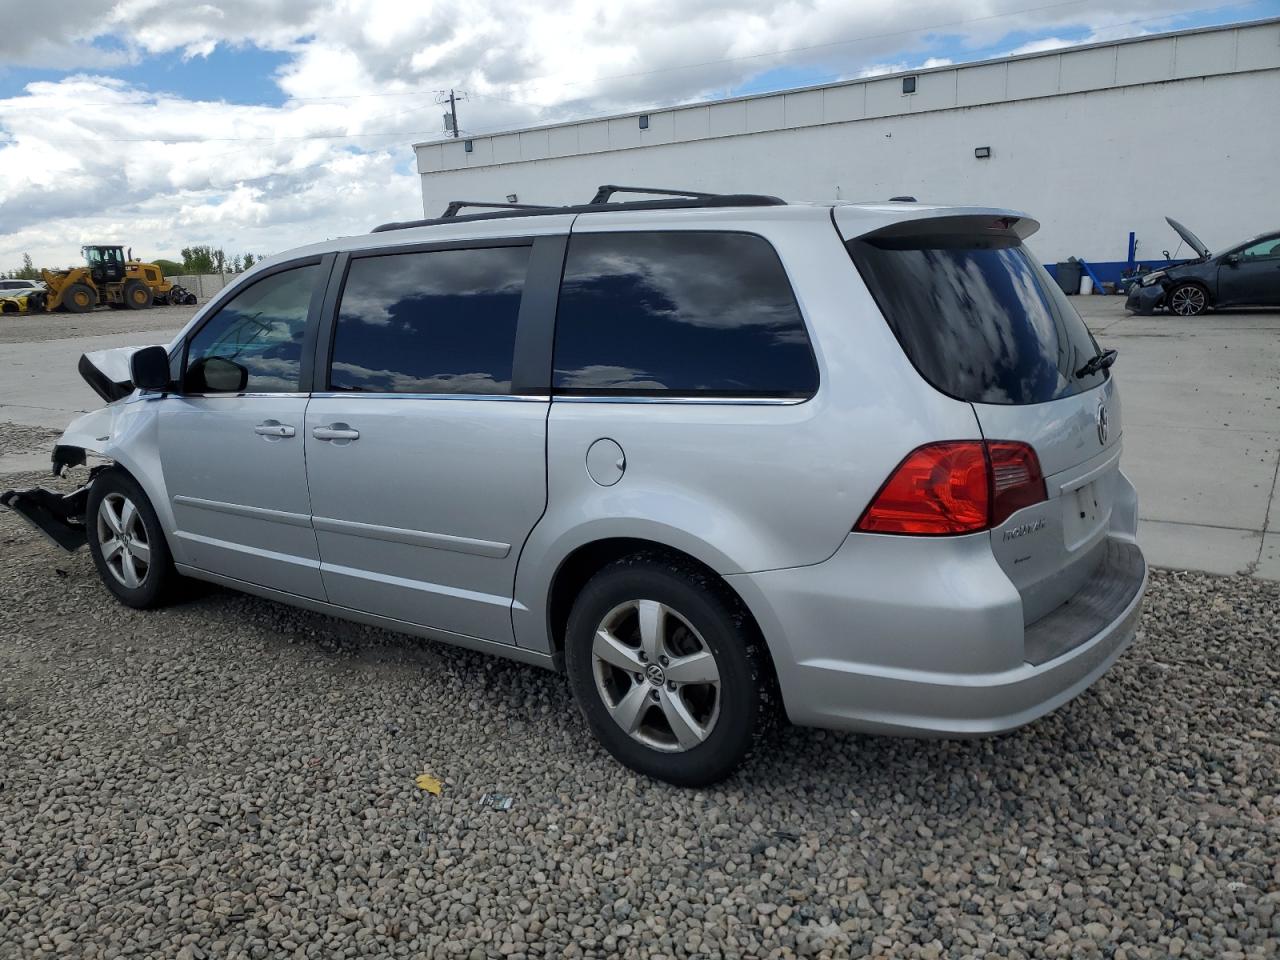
[728,531,1146,737]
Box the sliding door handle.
[313,423,360,442]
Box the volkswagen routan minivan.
[4,186,1145,786]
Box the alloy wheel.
[1169,285,1206,316]
[591,599,721,752]
[96,492,151,588]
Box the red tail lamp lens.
[855,441,990,535]
[855,440,1046,536]
[987,441,1047,526]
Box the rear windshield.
[846,233,1107,405]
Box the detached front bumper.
[0,485,92,551]
[1125,282,1165,314]
[728,531,1146,737]
[0,448,98,551]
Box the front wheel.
[1167,282,1208,316]
[62,282,95,313]
[565,556,773,786]
[86,470,178,608]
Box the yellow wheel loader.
[38,246,182,314]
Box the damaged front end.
[0,466,105,551]
[2,343,161,551]
[2,445,109,551]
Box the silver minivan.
[4,187,1146,786]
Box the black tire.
[123,280,153,310]
[565,555,774,787]
[1166,282,1209,317]
[85,469,178,609]
[62,282,95,313]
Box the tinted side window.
[329,246,530,395]
[1239,237,1280,260]
[184,264,319,393]
[553,232,817,397]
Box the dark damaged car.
[1126,217,1280,316]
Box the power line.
[0,100,442,145]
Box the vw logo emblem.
[644,663,666,686]
[1096,401,1109,445]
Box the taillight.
[986,441,1047,526]
[855,440,1045,536]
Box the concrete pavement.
[1,298,1278,580]
[1081,298,1280,580]
[0,326,178,429]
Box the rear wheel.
[62,283,95,313]
[565,556,772,786]
[1167,282,1208,316]
[86,470,177,609]
[123,280,153,310]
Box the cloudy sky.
[0,0,1274,270]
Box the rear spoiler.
[833,206,1040,244]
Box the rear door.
[840,212,1122,624]
[303,228,568,644]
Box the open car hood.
[1166,216,1210,259]
[78,346,141,402]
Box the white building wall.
[414,20,1280,265]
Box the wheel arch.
[56,402,179,556]
[1166,276,1213,311]
[541,536,779,686]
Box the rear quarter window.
[553,231,818,398]
[847,232,1106,405]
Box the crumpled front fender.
[50,397,176,544]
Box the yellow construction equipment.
[37,246,181,313]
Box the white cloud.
[0,0,1232,267]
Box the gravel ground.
[0,422,61,456]
[0,304,199,346]
[0,427,1277,958]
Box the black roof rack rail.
[441,200,554,217]
[371,185,786,233]
[590,184,719,204]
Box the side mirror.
[1224,253,1240,266]
[129,345,172,391]
[186,356,249,393]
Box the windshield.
[847,233,1107,405]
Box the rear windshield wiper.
[1075,348,1118,379]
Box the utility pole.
[438,89,466,138]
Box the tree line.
[4,247,264,280]
[176,246,261,276]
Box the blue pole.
[1127,231,1136,269]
